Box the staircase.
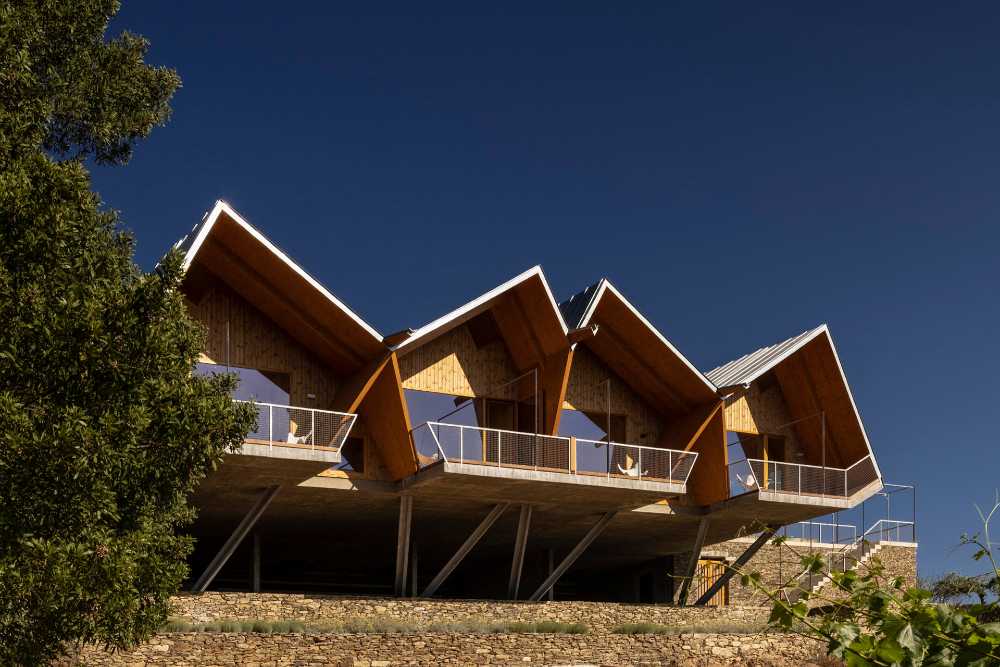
[783,522,907,604]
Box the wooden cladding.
[399,325,520,399]
[563,347,663,445]
[724,380,805,463]
[186,276,339,409]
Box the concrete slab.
[238,442,341,464]
[400,461,686,510]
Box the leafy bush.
[742,493,1000,666]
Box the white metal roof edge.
[822,325,883,479]
[711,324,882,478]
[180,200,383,342]
[711,326,827,390]
[579,280,717,395]
[391,265,569,352]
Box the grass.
[611,620,766,635]
[159,616,588,635]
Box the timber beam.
[192,485,280,593]
[394,495,414,596]
[528,511,617,602]
[421,503,510,598]
[692,525,777,606]
[676,516,710,606]
[508,505,533,599]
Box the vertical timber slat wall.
[188,276,339,408]
[563,347,664,444]
[398,326,520,399]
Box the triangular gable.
[391,266,568,371]
[173,200,385,374]
[560,279,717,415]
[706,325,881,475]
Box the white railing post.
[311,409,316,450]
[459,426,464,464]
[268,404,273,451]
[498,431,502,468]
[798,466,801,494]
[637,448,642,481]
[668,450,673,482]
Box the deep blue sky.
[96,2,999,578]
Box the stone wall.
[878,544,918,589]
[170,593,770,630]
[65,631,826,666]
[678,538,918,607]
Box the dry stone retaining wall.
[170,593,769,629]
[65,631,826,666]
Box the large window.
[557,408,626,442]
[195,362,290,404]
[404,389,539,432]
[196,362,293,444]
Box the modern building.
[175,200,886,604]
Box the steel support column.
[676,516,710,606]
[251,532,261,593]
[528,511,617,602]
[394,495,414,597]
[192,485,280,593]
[508,505,533,599]
[693,525,777,606]
[422,503,510,597]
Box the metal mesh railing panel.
[237,400,356,451]
[846,456,878,495]
[427,423,571,471]
[744,457,876,498]
[576,439,696,483]
[417,424,697,484]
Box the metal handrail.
[413,422,697,485]
[737,455,877,498]
[573,438,698,484]
[235,399,357,452]
[782,521,858,544]
[861,519,916,543]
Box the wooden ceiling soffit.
[355,352,417,480]
[786,337,868,467]
[772,354,846,468]
[207,208,383,358]
[491,292,544,373]
[657,401,722,452]
[588,320,690,414]
[541,347,574,436]
[197,238,367,374]
[588,285,716,405]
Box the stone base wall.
[171,593,770,630]
[678,539,918,607]
[877,544,918,589]
[65,631,826,666]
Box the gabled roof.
[558,279,718,413]
[706,325,825,391]
[173,200,385,373]
[707,324,881,475]
[391,266,568,358]
[559,281,601,330]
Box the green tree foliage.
[741,496,1000,666]
[0,2,256,663]
[928,573,999,608]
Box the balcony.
[236,400,357,464]
[407,422,697,507]
[728,454,881,509]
